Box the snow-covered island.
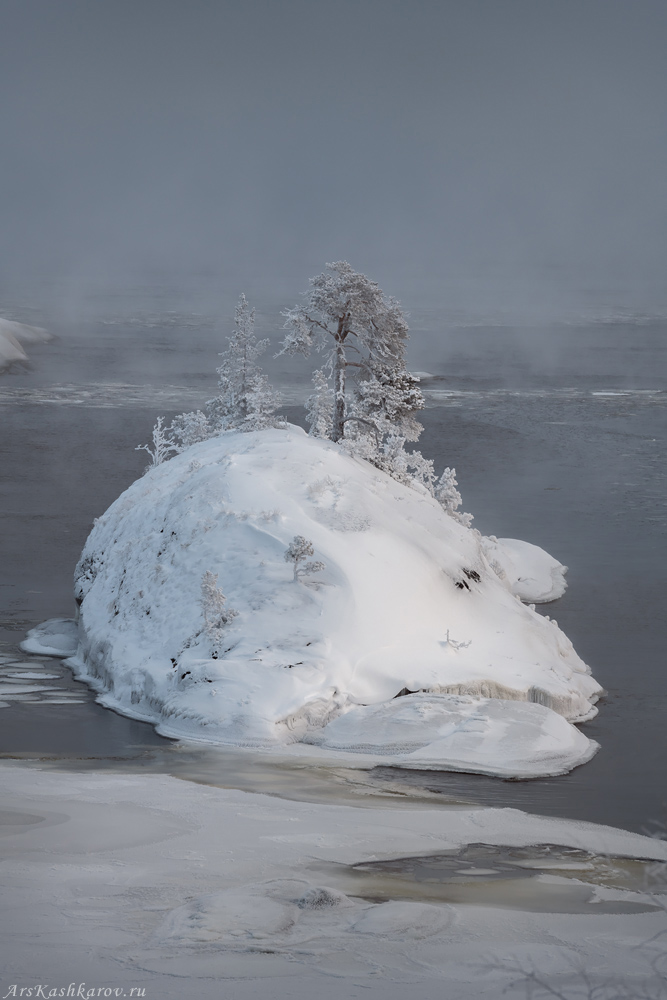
[13,265,664,1000]
[23,264,603,779]
[60,424,600,778]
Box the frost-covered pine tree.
[135,295,283,471]
[435,467,473,526]
[348,364,426,469]
[284,536,325,582]
[280,262,412,443]
[207,293,281,432]
[305,368,334,438]
[201,570,238,645]
[167,410,212,452]
[352,366,424,444]
[136,416,177,471]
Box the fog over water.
[1,0,666,317]
[1,2,666,833]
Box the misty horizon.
[1,0,666,325]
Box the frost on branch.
[200,570,238,645]
[136,416,177,471]
[435,467,473,526]
[284,536,325,582]
[306,368,334,439]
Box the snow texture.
[67,426,601,776]
[482,535,568,603]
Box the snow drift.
[481,535,568,603]
[69,425,602,775]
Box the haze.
[1,0,666,321]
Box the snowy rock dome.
[68,425,602,776]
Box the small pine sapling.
[201,570,238,646]
[208,293,281,432]
[284,536,325,582]
[305,368,334,439]
[435,467,473,526]
[136,416,177,472]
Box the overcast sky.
[1,0,666,313]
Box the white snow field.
[64,425,602,777]
[1,764,666,1000]
[0,317,52,370]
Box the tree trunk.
[332,338,346,442]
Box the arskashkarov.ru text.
[3,988,146,998]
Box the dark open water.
[1,304,665,835]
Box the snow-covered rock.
[481,535,568,603]
[69,425,602,773]
[0,318,52,371]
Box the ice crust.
[307,693,597,778]
[2,764,667,997]
[21,617,79,657]
[69,425,602,775]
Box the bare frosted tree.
[136,416,177,471]
[280,262,411,443]
[201,570,238,645]
[284,536,325,582]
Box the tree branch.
[342,415,380,445]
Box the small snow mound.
[21,618,79,658]
[153,879,355,951]
[352,901,453,938]
[482,536,568,603]
[154,888,295,946]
